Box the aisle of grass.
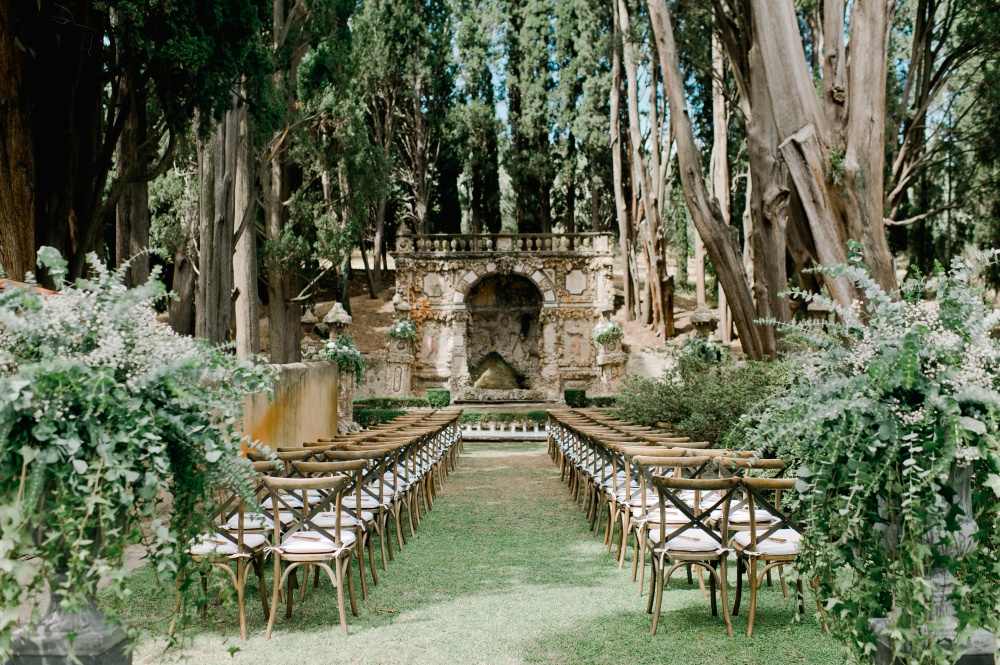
[118,440,844,664]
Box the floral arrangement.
[387,319,419,344]
[740,242,1000,663]
[0,248,273,659]
[591,320,624,347]
[321,334,365,383]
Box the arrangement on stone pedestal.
[389,228,626,401]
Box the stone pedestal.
[7,595,131,665]
[385,339,415,397]
[595,338,628,394]
[337,368,358,434]
[869,619,995,665]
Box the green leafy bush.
[353,397,430,409]
[426,388,451,408]
[320,334,365,384]
[460,410,549,426]
[616,345,787,443]
[586,396,618,408]
[356,408,408,428]
[387,319,419,344]
[564,389,587,408]
[0,248,273,658]
[739,245,1000,662]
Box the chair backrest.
[261,474,353,547]
[728,472,799,549]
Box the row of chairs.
[548,409,812,638]
[188,408,464,639]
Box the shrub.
[355,408,408,428]
[0,248,273,658]
[564,389,587,408]
[460,410,548,426]
[586,396,618,408]
[426,388,451,408]
[739,244,1000,662]
[353,397,430,409]
[616,351,787,443]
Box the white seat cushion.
[312,511,374,528]
[281,530,357,554]
[732,528,801,555]
[343,495,382,509]
[261,492,318,510]
[717,508,775,524]
[191,533,266,557]
[226,512,292,531]
[650,528,722,553]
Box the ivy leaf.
[36,246,68,290]
[985,474,1000,498]
[72,459,88,474]
[957,416,987,435]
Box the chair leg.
[651,562,666,635]
[236,559,247,641]
[733,557,744,616]
[719,556,734,637]
[357,531,369,599]
[286,567,297,618]
[796,578,805,614]
[647,558,658,615]
[334,559,349,636]
[254,557,270,619]
[779,565,789,598]
[346,555,359,617]
[709,563,718,616]
[747,558,759,638]
[368,533,380,584]
[265,559,283,639]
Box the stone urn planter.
[9,572,132,665]
[870,462,996,664]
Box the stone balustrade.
[397,231,612,255]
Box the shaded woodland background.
[2,0,1000,361]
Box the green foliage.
[387,320,419,344]
[591,320,624,347]
[355,408,408,428]
[586,396,618,408]
[320,335,365,383]
[739,245,1000,663]
[564,389,587,408]
[0,249,273,660]
[353,397,431,409]
[679,336,730,364]
[616,341,787,443]
[460,411,549,425]
[426,389,451,408]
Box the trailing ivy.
[0,249,273,660]
[739,243,1000,664]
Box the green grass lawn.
[116,440,845,664]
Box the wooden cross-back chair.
[262,473,357,637]
[715,458,812,637]
[635,457,740,637]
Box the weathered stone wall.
[392,232,623,400]
[244,361,338,449]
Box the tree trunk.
[0,0,37,281]
[196,119,235,346]
[115,79,150,288]
[232,99,259,357]
[710,35,731,342]
[610,0,636,321]
[619,0,666,337]
[647,0,769,359]
[565,133,576,234]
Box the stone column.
[323,303,358,433]
[539,308,560,399]
[449,310,471,397]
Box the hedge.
[564,389,587,408]
[459,410,549,426]
[355,408,408,428]
[587,396,618,408]
[353,397,430,409]
[426,388,451,408]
